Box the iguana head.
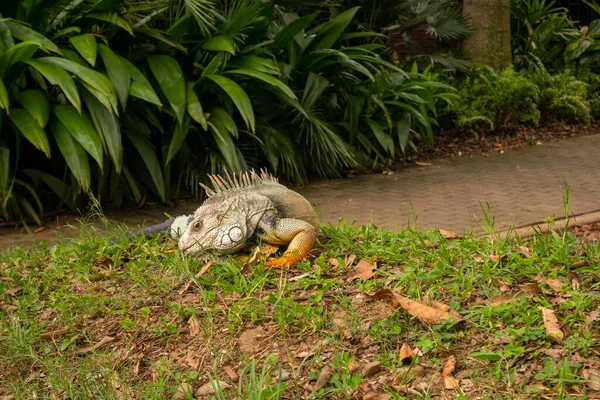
[178,202,249,255]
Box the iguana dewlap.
[176,170,320,267]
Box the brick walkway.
[2,134,600,247]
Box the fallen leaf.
[415,161,432,166]
[174,383,194,400]
[183,351,198,370]
[34,226,46,233]
[5,287,23,296]
[519,283,540,296]
[439,229,462,239]
[362,361,382,377]
[442,356,458,390]
[361,289,462,324]
[40,327,72,340]
[0,276,13,282]
[539,306,564,344]
[188,316,200,337]
[240,244,279,272]
[473,257,484,263]
[582,368,600,391]
[566,272,581,290]
[344,254,357,268]
[195,261,213,278]
[313,365,335,391]
[424,239,438,248]
[177,280,192,296]
[289,273,309,282]
[399,343,414,365]
[195,381,230,397]
[540,348,562,358]
[76,335,116,354]
[181,294,200,304]
[499,284,511,293]
[518,246,531,257]
[474,293,520,306]
[585,309,599,326]
[572,260,589,269]
[489,254,500,263]
[346,259,377,281]
[223,365,239,381]
[545,278,564,293]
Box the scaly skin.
[177,170,320,267]
[256,217,317,268]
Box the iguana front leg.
[256,217,317,268]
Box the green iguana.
[112,170,320,267]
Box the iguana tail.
[108,214,192,245]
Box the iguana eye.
[193,221,202,230]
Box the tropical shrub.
[0,0,455,223]
[511,0,600,69]
[452,64,540,135]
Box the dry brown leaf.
[582,368,600,391]
[223,365,239,381]
[519,283,540,296]
[499,284,511,293]
[399,343,414,365]
[5,287,23,296]
[572,260,589,269]
[518,246,531,257]
[188,316,200,337]
[174,383,194,400]
[40,327,72,340]
[183,351,198,370]
[545,278,564,293]
[424,239,439,248]
[539,306,564,344]
[439,229,462,239]
[474,293,520,306]
[76,335,115,354]
[442,356,458,390]
[313,365,335,391]
[289,273,309,282]
[34,226,46,233]
[585,309,599,326]
[566,271,581,290]
[361,289,463,324]
[344,254,357,268]
[196,261,214,278]
[489,254,500,263]
[415,161,432,166]
[347,259,377,281]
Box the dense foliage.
[0,0,458,223]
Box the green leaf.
[301,72,328,110]
[50,119,91,190]
[0,41,40,77]
[24,169,75,209]
[25,59,81,113]
[227,55,277,75]
[200,53,222,77]
[53,104,104,168]
[52,26,82,40]
[271,12,319,54]
[208,114,241,171]
[82,90,122,173]
[223,69,296,99]
[365,118,394,156]
[119,56,162,106]
[0,140,10,195]
[10,108,51,157]
[5,20,61,54]
[98,44,130,108]
[397,116,410,156]
[0,79,9,113]
[202,35,236,54]
[341,32,387,41]
[147,55,186,124]
[205,74,254,132]
[85,13,134,36]
[38,56,118,115]
[129,82,162,106]
[69,34,97,66]
[166,115,191,164]
[183,0,215,36]
[306,7,359,52]
[123,130,165,201]
[135,28,187,53]
[16,89,50,128]
[186,82,207,130]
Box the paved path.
[298,134,600,233]
[1,134,599,247]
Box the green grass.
[0,219,599,399]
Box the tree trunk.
[462,0,512,70]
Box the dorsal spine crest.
[199,169,280,197]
